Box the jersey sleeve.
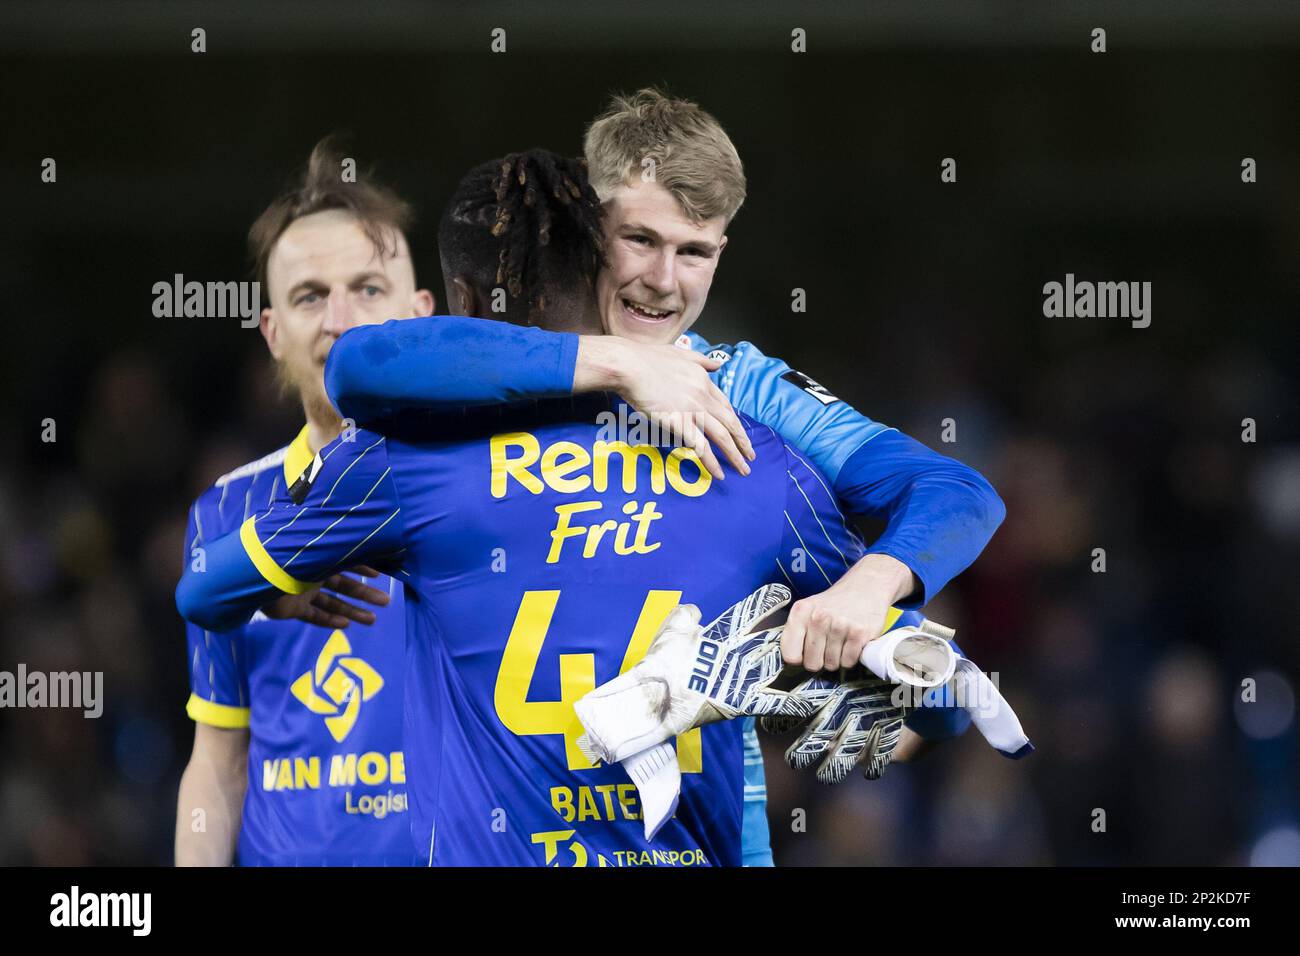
[774,444,971,742]
[716,340,1004,608]
[181,498,250,728]
[774,443,866,599]
[324,315,579,425]
[175,431,407,632]
[713,340,891,487]
[833,431,1005,607]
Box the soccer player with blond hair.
[321,95,1001,863]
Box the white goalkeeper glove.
[574,583,815,767]
[573,586,957,838]
[764,617,1035,783]
[575,587,1033,840]
[753,618,958,784]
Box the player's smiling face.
[596,179,727,345]
[261,210,432,420]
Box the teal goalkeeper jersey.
[183,427,414,865]
[178,399,919,866]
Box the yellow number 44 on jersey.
[494,589,703,773]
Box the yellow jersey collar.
[282,425,314,486]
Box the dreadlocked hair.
[438,148,604,319]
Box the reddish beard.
[275,357,342,433]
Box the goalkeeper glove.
[761,673,909,783]
[574,583,814,766]
[765,616,1035,783]
[759,617,961,784]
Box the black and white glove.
[760,673,909,783]
[574,583,815,766]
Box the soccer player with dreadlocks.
[176,148,939,866]
[321,94,1002,866]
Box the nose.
[642,248,676,295]
[321,286,354,338]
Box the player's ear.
[259,307,283,359]
[413,288,435,317]
[717,235,728,258]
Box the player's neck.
[304,417,342,455]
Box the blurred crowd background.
[1,1,1297,865]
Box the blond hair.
[583,88,746,224]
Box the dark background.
[1,0,1297,865]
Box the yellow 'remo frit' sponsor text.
[261,750,408,819]
[489,432,713,564]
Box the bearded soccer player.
[174,141,433,865]
[177,150,946,866]
[319,93,1001,863]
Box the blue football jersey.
[183,427,414,865]
[178,399,906,866]
[321,317,982,866]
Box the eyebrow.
[621,221,717,256]
[285,271,389,301]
